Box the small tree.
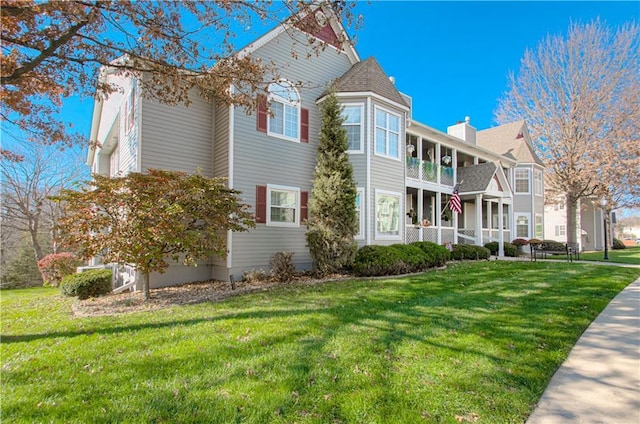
[305,92,357,275]
[54,170,255,300]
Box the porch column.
[452,148,457,184]
[498,197,504,257]
[486,200,492,240]
[418,136,423,180]
[417,188,424,242]
[475,194,483,246]
[436,191,442,244]
[453,201,459,245]
[435,143,441,185]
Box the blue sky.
[58,1,638,143]
[349,1,639,132]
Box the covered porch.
[404,162,513,256]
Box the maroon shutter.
[255,185,267,224]
[300,108,309,143]
[300,191,309,223]
[257,96,268,133]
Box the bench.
[531,242,580,262]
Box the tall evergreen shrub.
[306,92,358,275]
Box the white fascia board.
[318,92,410,112]
[408,119,517,165]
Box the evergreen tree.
[306,92,358,275]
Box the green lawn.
[2,262,639,423]
[578,246,640,265]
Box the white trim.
[226,93,235,269]
[375,189,402,241]
[342,103,364,154]
[355,188,365,240]
[373,105,401,161]
[514,168,530,194]
[534,169,543,197]
[366,98,372,245]
[535,213,543,239]
[327,91,410,112]
[266,184,301,228]
[515,212,531,238]
[267,80,301,143]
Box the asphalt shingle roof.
[476,121,544,166]
[329,57,409,107]
[456,162,498,193]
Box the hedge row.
[352,241,491,277]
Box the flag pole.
[440,180,463,215]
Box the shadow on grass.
[3,262,639,423]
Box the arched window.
[268,80,300,141]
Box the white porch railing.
[406,160,454,187]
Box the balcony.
[406,158,454,187]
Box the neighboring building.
[476,120,546,244]
[544,197,605,251]
[86,8,542,289]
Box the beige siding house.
[87,8,545,289]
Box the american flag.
[450,185,462,214]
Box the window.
[555,225,566,237]
[124,82,136,133]
[375,190,401,239]
[342,105,363,152]
[515,169,529,193]
[355,188,364,239]
[374,107,400,159]
[535,214,543,238]
[516,214,530,238]
[268,185,300,227]
[534,170,543,196]
[268,81,300,141]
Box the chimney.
[447,116,476,145]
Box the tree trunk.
[29,223,44,263]
[142,271,151,301]
[565,192,578,245]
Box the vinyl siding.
[228,29,354,278]
[368,99,407,245]
[140,89,213,176]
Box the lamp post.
[602,198,609,260]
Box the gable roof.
[457,162,498,193]
[476,121,544,166]
[328,57,409,107]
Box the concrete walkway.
[526,276,640,424]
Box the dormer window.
[268,80,300,141]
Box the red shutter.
[257,96,268,133]
[300,191,309,223]
[255,185,267,224]
[300,108,309,143]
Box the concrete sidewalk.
[526,277,640,424]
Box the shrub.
[60,269,112,300]
[242,269,267,283]
[484,241,518,257]
[511,238,529,247]
[352,245,411,277]
[528,238,543,247]
[612,238,626,250]
[37,252,82,287]
[542,240,566,252]
[451,244,491,261]
[270,252,295,282]
[389,244,430,272]
[409,241,451,267]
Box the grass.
[2,262,639,423]
[578,246,640,265]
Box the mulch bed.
[72,273,351,317]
